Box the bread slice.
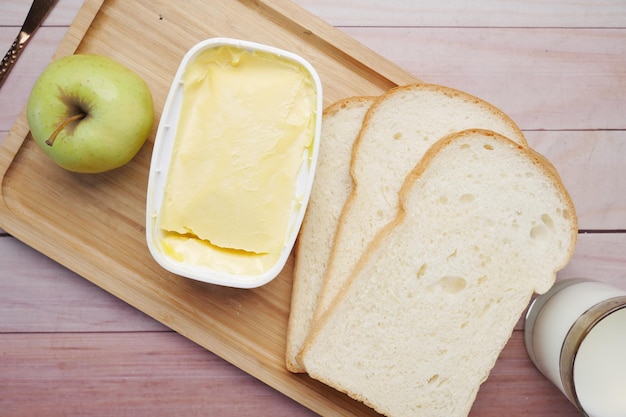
[286,96,376,372]
[299,129,578,417]
[313,83,528,323]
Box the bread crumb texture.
[300,128,577,417]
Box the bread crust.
[289,83,577,417]
[286,95,376,372]
[299,129,577,417]
[313,82,529,325]
[308,129,577,338]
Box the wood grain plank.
[559,232,626,282]
[296,0,626,28]
[0,0,32,26]
[525,130,626,231]
[0,0,83,135]
[0,0,82,26]
[511,232,626,331]
[471,332,580,417]
[3,27,624,140]
[1,1,624,415]
[3,232,625,333]
[0,2,419,415]
[0,330,582,417]
[0,27,71,136]
[4,0,626,29]
[3,3,625,139]
[341,26,626,130]
[0,331,317,417]
[3,130,623,233]
[0,235,167,333]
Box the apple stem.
[45,113,85,146]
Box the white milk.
[525,278,626,416]
[574,308,626,417]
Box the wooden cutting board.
[0,0,418,415]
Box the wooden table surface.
[1,0,625,416]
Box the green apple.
[26,54,155,173]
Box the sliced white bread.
[299,129,578,417]
[286,96,376,372]
[313,83,528,323]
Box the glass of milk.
[524,278,626,417]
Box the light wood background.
[1,0,625,416]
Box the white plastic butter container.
[146,38,323,288]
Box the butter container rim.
[145,37,323,288]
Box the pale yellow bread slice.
[313,83,528,323]
[300,129,578,417]
[286,96,376,372]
